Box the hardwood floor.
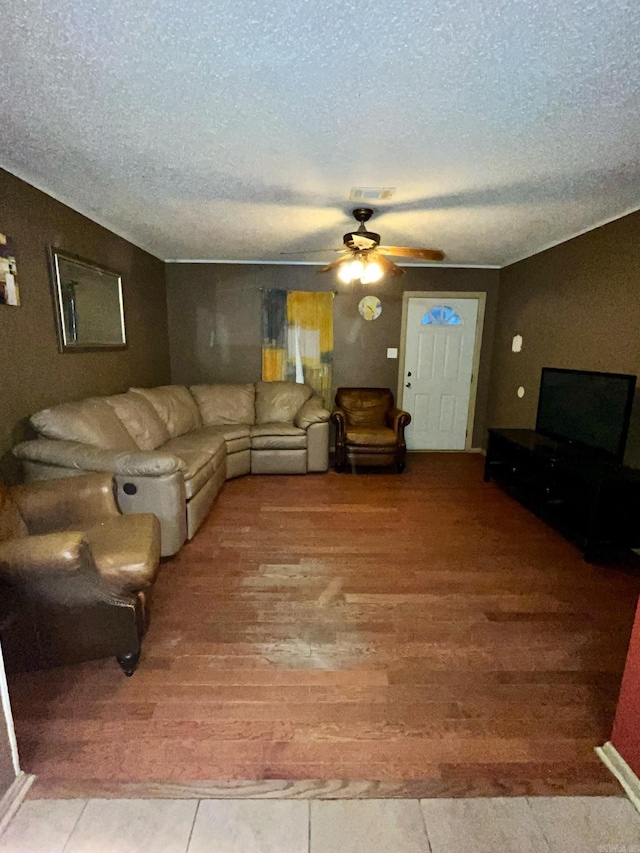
[9,453,640,798]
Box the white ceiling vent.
[349,187,396,201]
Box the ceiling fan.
[281,208,446,284]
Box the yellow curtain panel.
[261,290,334,405]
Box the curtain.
[261,290,333,405]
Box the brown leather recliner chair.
[0,473,160,675]
[331,388,411,473]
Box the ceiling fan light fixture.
[337,257,385,285]
[360,261,383,284]
[350,259,365,280]
[337,263,355,284]
[337,258,365,284]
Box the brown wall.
[488,210,640,460]
[166,263,500,447]
[0,170,171,483]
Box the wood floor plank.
[10,454,640,798]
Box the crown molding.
[164,259,501,269]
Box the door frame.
[397,291,486,452]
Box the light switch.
[512,334,523,353]
[387,348,398,359]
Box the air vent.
[349,187,396,201]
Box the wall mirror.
[49,248,127,352]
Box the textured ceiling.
[1,0,639,267]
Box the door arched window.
[421,305,462,326]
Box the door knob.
[405,382,411,388]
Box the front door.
[401,297,480,450]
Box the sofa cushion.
[345,426,398,447]
[30,399,138,451]
[250,423,306,450]
[130,386,202,438]
[255,381,313,425]
[227,436,252,454]
[192,424,252,453]
[161,432,224,478]
[194,423,251,442]
[251,422,306,438]
[190,384,256,426]
[166,427,230,458]
[181,445,227,499]
[252,434,307,451]
[159,431,227,500]
[164,446,212,483]
[104,391,170,450]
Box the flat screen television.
[536,368,636,461]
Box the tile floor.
[0,796,639,852]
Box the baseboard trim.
[0,772,36,836]
[596,742,640,815]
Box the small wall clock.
[358,295,382,321]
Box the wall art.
[0,233,19,306]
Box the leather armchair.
[331,388,411,473]
[0,473,160,675]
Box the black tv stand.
[484,428,640,561]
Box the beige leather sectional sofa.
[13,381,330,557]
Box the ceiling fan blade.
[279,248,345,255]
[318,256,349,274]
[370,252,405,277]
[378,246,446,262]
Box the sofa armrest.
[0,531,90,578]
[11,473,120,535]
[330,406,347,434]
[331,408,348,444]
[0,532,135,623]
[330,407,347,470]
[15,449,187,558]
[295,396,331,429]
[114,472,187,558]
[306,422,329,472]
[386,407,412,435]
[13,439,185,477]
